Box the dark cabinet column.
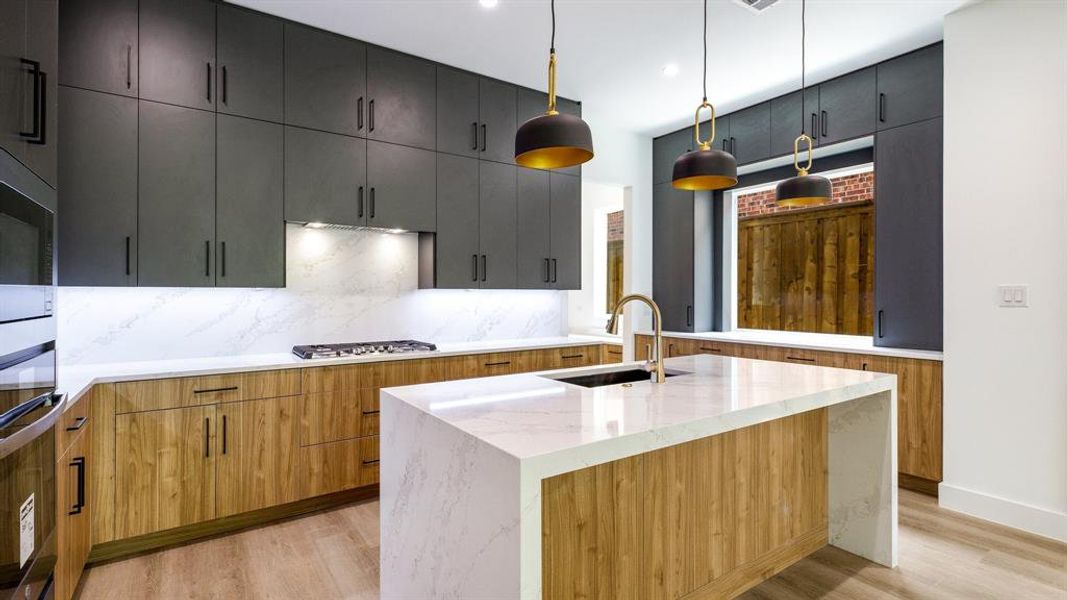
[139,0,216,111]
[876,44,943,130]
[432,154,480,289]
[728,102,771,165]
[653,128,693,185]
[653,183,695,332]
[816,67,876,145]
[22,0,57,187]
[549,172,581,290]
[284,126,367,227]
[284,24,366,137]
[479,78,516,164]
[770,87,820,158]
[0,0,27,166]
[366,141,436,232]
[437,67,479,158]
[875,117,943,350]
[366,48,436,150]
[217,115,284,288]
[59,0,138,97]
[217,5,283,123]
[58,87,137,286]
[478,161,517,288]
[137,101,215,287]
[516,167,550,289]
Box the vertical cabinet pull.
[369,188,375,219]
[471,122,479,150]
[811,113,818,138]
[481,254,487,282]
[472,254,478,282]
[204,417,210,457]
[125,236,131,276]
[721,137,728,151]
[221,65,228,104]
[877,310,885,338]
[878,93,886,122]
[358,186,364,218]
[480,124,487,152]
[18,59,42,142]
[222,415,228,455]
[368,99,375,131]
[543,258,550,283]
[220,241,226,278]
[357,97,364,130]
[206,63,212,102]
[551,258,558,283]
[687,305,693,327]
[126,45,132,89]
[820,110,828,137]
[33,72,47,145]
[204,241,211,277]
[68,457,86,516]
[729,137,736,156]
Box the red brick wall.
[607,210,624,242]
[736,170,874,219]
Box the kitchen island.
[380,354,898,599]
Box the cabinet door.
[0,0,27,165]
[367,47,435,150]
[713,114,731,155]
[58,87,137,286]
[284,24,365,137]
[216,5,283,123]
[56,426,92,600]
[652,128,693,185]
[59,0,138,96]
[876,44,942,131]
[516,167,550,289]
[114,405,216,538]
[367,140,436,232]
[284,126,366,227]
[22,0,57,187]
[478,161,517,288]
[653,182,694,332]
[138,101,216,287]
[437,66,479,158]
[875,118,943,350]
[479,78,516,164]
[550,173,581,290]
[817,67,876,145]
[139,0,216,111]
[434,154,480,288]
[217,115,284,288]
[770,88,820,157]
[216,397,299,518]
[727,102,771,165]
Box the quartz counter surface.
[638,328,943,361]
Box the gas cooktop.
[292,340,438,360]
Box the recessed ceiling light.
[479,0,499,8]
[661,63,680,78]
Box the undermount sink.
[548,368,682,388]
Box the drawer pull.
[361,409,380,416]
[607,349,622,355]
[560,354,584,360]
[362,459,380,466]
[484,360,511,367]
[68,457,86,516]
[193,386,239,395]
[699,346,722,353]
[786,355,816,363]
[66,416,88,431]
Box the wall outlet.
[997,285,1029,308]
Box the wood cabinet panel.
[56,425,92,600]
[601,344,624,364]
[114,370,300,413]
[114,405,216,538]
[90,385,117,545]
[358,436,380,487]
[300,389,375,446]
[216,396,300,518]
[297,437,364,499]
[57,391,90,458]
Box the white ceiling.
[230,0,969,136]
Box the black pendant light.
[514,0,594,170]
[671,0,737,191]
[776,0,831,207]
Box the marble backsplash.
[56,225,566,365]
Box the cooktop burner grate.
[292,340,437,360]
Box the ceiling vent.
[732,0,781,13]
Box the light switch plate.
[998,285,1029,308]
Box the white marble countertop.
[56,335,619,407]
[636,328,943,361]
[382,353,895,470]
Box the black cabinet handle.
[551,258,558,283]
[125,236,131,276]
[877,310,884,338]
[560,354,584,360]
[484,360,511,367]
[220,241,226,277]
[369,188,376,219]
[811,113,818,138]
[786,355,816,363]
[18,59,41,142]
[543,258,550,283]
[222,415,227,455]
[358,186,364,218]
[471,122,479,151]
[471,254,478,282]
[193,386,238,395]
[33,71,46,145]
[687,305,693,327]
[361,409,380,416]
[368,99,375,131]
[221,65,228,104]
[730,137,736,156]
[699,346,721,353]
[721,137,728,151]
[878,93,886,122]
[206,63,212,102]
[66,416,88,432]
[362,458,380,466]
[205,240,211,277]
[861,362,869,371]
[357,97,364,130]
[68,457,86,516]
[204,417,210,457]
[821,110,828,137]
[481,254,487,282]
[481,124,487,152]
[126,45,132,89]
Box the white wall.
[941,0,1067,541]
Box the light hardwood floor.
[78,490,1066,599]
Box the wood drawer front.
[58,393,91,456]
[358,436,379,486]
[303,363,376,395]
[555,345,600,368]
[602,344,623,363]
[115,370,301,413]
[297,437,365,499]
[301,389,377,446]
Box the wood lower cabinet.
[56,419,92,600]
[216,396,300,518]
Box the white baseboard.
[938,483,1067,543]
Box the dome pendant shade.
[671,146,738,191]
[515,111,594,169]
[775,172,832,207]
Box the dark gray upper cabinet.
[139,0,215,111]
[217,115,284,288]
[216,6,283,123]
[728,102,771,165]
[478,161,517,288]
[432,154,480,288]
[284,24,366,137]
[138,101,215,287]
[816,67,876,145]
[875,118,943,350]
[22,0,57,187]
[549,173,581,290]
[58,87,137,286]
[367,141,436,232]
[367,48,436,150]
[59,0,138,96]
[436,67,479,158]
[653,183,695,332]
[516,167,551,288]
[1,0,57,187]
[0,0,28,168]
[479,78,516,164]
[284,126,367,227]
[713,114,731,155]
[652,128,693,185]
[876,44,942,131]
[770,87,820,157]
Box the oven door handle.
[0,393,65,460]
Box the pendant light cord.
[550,0,556,53]
[702,0,708,102]
[800,0,807,134]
